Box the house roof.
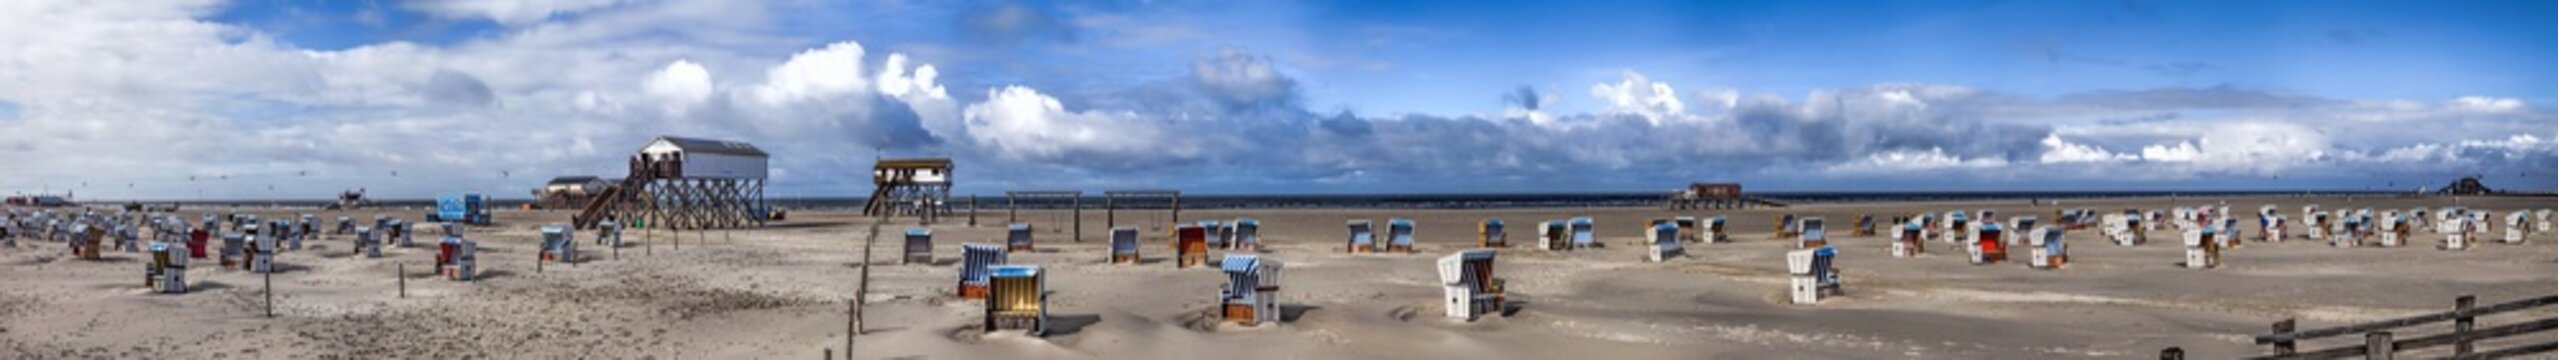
[546,176,602,185]
[648,136,769,157]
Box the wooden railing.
[2165,294,2558,359]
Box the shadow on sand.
[1045,314,1103,336]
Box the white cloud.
[2147,122,2331,175]
[644,60,715,112]
[2449,96,2526,112]
[873,54,945,100]
[2038,134,2137,163]
[2138,141,2203,162]
[751,42,873,106]
[1826,147,2009,174]
[1695,88,1741,112]
[959,86,1182,163]
[1590,70,1685,124]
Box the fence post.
[2364,331,2393,360]
[398,263,406,298]
[1072,197,1082,243]
[264,266,274,318]
[2274,318,2297,355]
[2454,295,2476,356]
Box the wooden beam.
[2449,339,2558,360]
[2257,294,2558,344]
[2249,317,2558,360]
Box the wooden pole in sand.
[398,263,406,298]
[2455,295,2477,355]
[264,264,274,318]
[850,217,880,356]
[1073,196,1082,243]
[2366,331,2394,359]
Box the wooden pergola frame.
[1004,191,1085,243]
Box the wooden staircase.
[861,185,894,216]
[573,170,654,229]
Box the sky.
[1,0,2554,200]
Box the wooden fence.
[2165,293,2558,359]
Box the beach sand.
[4,195,2555,359]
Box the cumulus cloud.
[958,86,1186,166]
[751,43,874,106]
[1590,71,1686,123]
[643,60,714,112]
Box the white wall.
[639,141,683,156]
[681,153,768,179]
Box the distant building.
[531,176,614,209]
[2438,176,2495,195]
[5,194,73,207]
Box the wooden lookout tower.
[573,136,770,230]
[865,158,954,221]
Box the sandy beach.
[4,195,2555,359]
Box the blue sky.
[0,0,2553,200]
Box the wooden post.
[2454,295,2476,356]
[264,265,274,318]
[850,218,879,357]
[398,263,406,298]
[1072,196,1082,243]
[1006,195,1017,224]
[1170,194,1180,225]
[1105,196,1115,232]
[2273,319,2297,355]
[968,196,977,227]
[2364,331,2393,360]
